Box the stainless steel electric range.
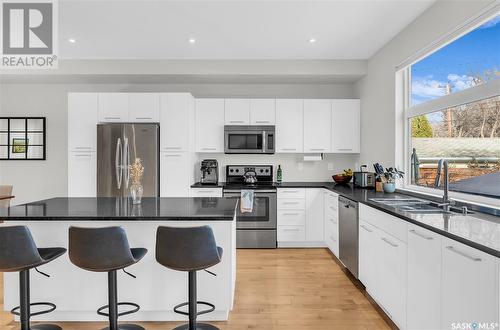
[223,165,277,249]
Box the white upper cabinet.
[128,93,159,122]
[276,99,304,153]
[98,93,129,122]
[160,93,193,152]
[331,99,360,153]
[68,93,98,151]
[407,224,442,330]
[303,99,332,153]
[250,99,276,125]
[441,238,499,329]
[225,99,250,125]
[195,98,225,153]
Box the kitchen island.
[0,197,238,322]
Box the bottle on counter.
[277,165,282,183]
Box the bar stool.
[0,225,66,330]
[156,226,223,330]
[68,226,147,330]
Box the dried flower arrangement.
[129,158,144,185]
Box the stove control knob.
[235,169,239,173]
[230,169,234,173]
[265,169,269,173]
[260,169,264,173]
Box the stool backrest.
[69,226,135,272]
[0,226,42,272]
[156,225,221,271]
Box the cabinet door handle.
[163,154,182,157]
[202,147,217,151]
[281,148,297,151]
[104,117,121,120]
[381,237,398,248]
[74,147,92,150]
[283,213,300,216]
[283,228,300,232]
[74,154,91,157]
[229,120,245,123]
[282,190,300,193]
[135,117,153,120]
[409,229,433,240]
[283,202,299,205]
[309,148,326,151]
[360,225,373,233]
[164,147,182,150]
[446,246,482,262]
[337,148,353,151]
[254,120,270,123]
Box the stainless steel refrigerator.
[97,123,159,197]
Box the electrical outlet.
[327,163,334,171]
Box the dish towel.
[240,190,254,213]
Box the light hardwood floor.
[0,249,393,330]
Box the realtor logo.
[1,0,58,68]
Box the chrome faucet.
[435,159,451,212]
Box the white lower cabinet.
[323,190,339,256]
[377,231,407,329]
[359,204,499,330]
[441,237,499,329]
[407,224,442,330]
[305,189,324,243]
[359,220,379,296]
[277,188,325,247]
[189,188,223,197]
[68,152,96,197]
[160,152,190,197]
[359,205,406,329]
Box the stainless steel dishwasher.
[339,196,359,278]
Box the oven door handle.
[224,189,277,194]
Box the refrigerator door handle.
[115,138,123,189]
[123,137,130,189]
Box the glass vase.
[130,183,144,204]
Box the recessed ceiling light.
[68,38,76,44]
[188,38,196,44]
[309,38,316,43]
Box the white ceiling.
[59,0,436,60]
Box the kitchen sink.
[368,197,452,214]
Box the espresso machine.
[200,159,219,185]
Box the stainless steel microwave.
[224,125,275,154]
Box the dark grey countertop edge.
[1,216,235,221]
[192,181,500,258]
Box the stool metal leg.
[108,271,119,330]
[17,270,62,330]
[188,271,197,330]
[20,270,30,330]
[173,270,219,330]
[100,270,145,330]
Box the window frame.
[400,8,500,208]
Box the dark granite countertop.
[192,181,500,257]
[0,197,238,221]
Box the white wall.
[356,0,495,169]
[0,82,358,205]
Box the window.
[404,13,500,203]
